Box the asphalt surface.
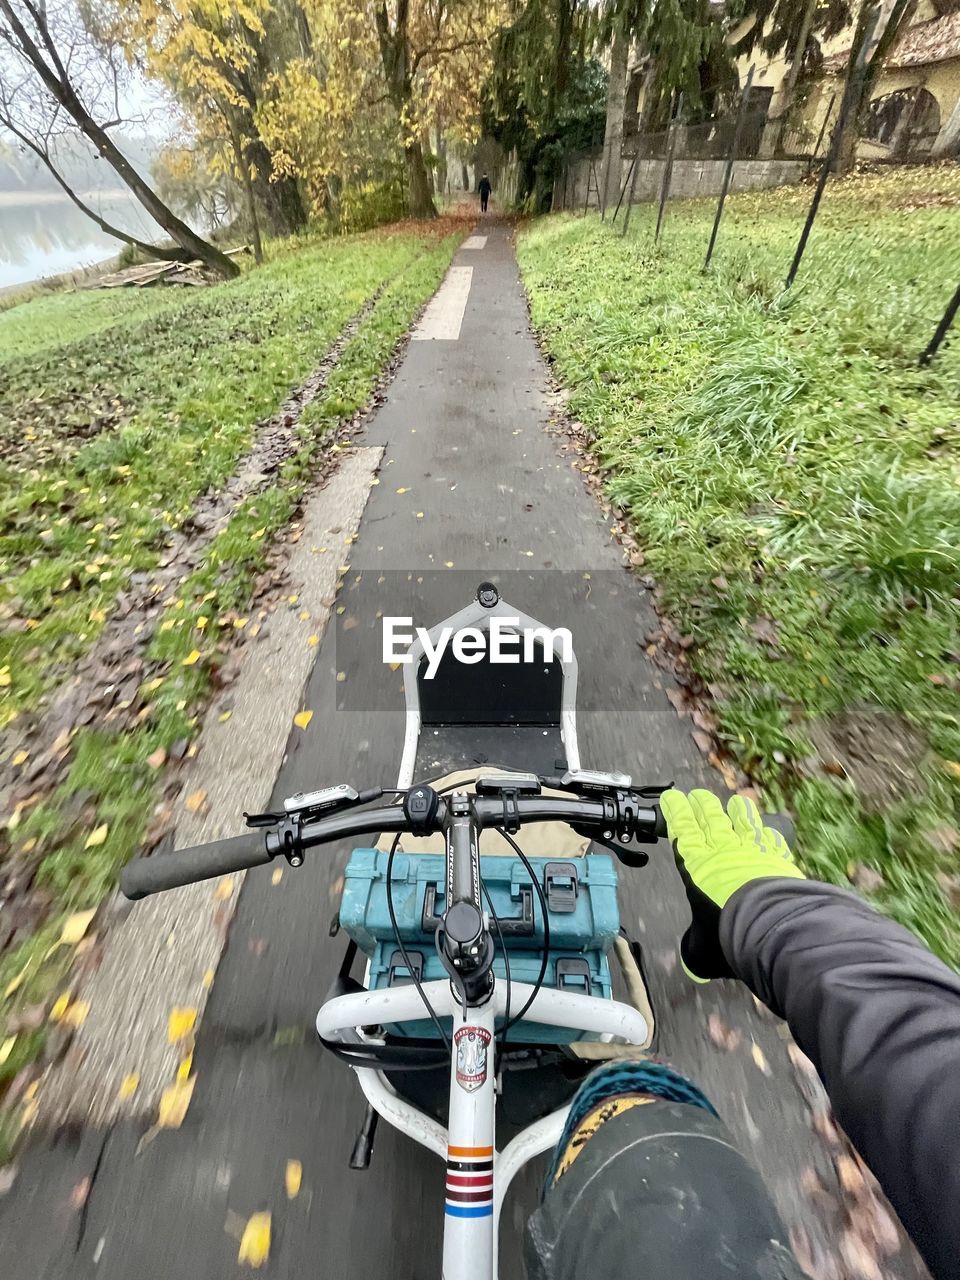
[0,220,888,1278]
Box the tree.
[599,18,628,211]
[103,0,308,237]
[834,0,919,172]
[731,0,852,128]
[0,0,239,277]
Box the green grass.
[0,228,460,1145]
[518,165,960,966]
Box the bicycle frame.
[317,979,650,1279]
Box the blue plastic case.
[365,944,614,1042]
[339,849,621,956]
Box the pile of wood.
[89,245,251,290]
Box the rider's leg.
[525,1061,806,1280]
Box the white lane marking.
[462,236,487,250]
[413,265,473,341]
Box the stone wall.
[560,155,808,213]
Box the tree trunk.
[773,0,817,128]
[601,23,629,214]
[228,118,263,264]
[405,139,438,218]
[835,0,918,173]
[0,0,239,279]
[246,137,307,235]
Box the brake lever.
[245,810,283,828]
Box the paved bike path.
[1,221,902,1280]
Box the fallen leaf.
[158,1075,195,1129]
[70,1177,92,1209]
[307,634,320,647]
[64,1000,90,1028]
[214,878,235,901]
[234,617,249,630]
[239,1211,271,1267]
[293,710,313,730]
[944,760,960,780]
[182,649,202,667]
[146,747,167,769]
[299,610,311,622]
[836,1152,865,1196]
[84,824,109,849]
[50,993,71,1022]
[4,961,31,998]
[849,864,885,893]
[60,909,96,946]
[118,1073,140,1100]
[185,789,208,814]
[202,969,215,989]
[0,1037,16,1066]
[219,710,232,723]
[285,1159,302,1199]
[177,1053,193,1081]
[271,867,283,886]
[395,487,409,494]
[12,749,28,766]
[167,1008,197,1043]
[750,1041,770,1075]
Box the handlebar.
[120,789,667,902]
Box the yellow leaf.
[285,1159,302,1199]
[415,512,424,519]
[308,634,320,647]
[177,1053,193,1081]
[142,676,164,693]
[201,968,215,989]
[158,1075,195,1129]
[0,1036,16,1066]
[0,667,11,688]
[182,649,202,667]
[185,789,208,814]
[214,877,235,901]
[168,1007,197,1043]
[60,909,97,945]
[293,710,313,730]
[271,866,283,886]
[239,1211,271,1267]
[945,761,960,780]
[4,960,30,998]
[219,710,232,723]
[118,1073,140,1100]
[85,824,109,849]
[251,527,266,541]
[196,616,209,631]
[751,1041,770,1075]
[50,993,71,1022]
[299,610,311,622]
[396,487,409,494]
[12,749,28,766]
[65,1000,90,1028]
[89,608,106,624]
[234,617,249,630]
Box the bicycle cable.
[479,873,511,1049]
[497,828,550,1034]
[386,832,451,1051]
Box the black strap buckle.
[544,862,579,913]
[555,957,592,995]
[387,950,424,987]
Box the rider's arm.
[722,877,960,1280]
[660,789,960,1280]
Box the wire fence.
[553,65,959,365]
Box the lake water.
[0,190,164,290]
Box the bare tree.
[0,0,239,277]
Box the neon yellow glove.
[659,789,805,981]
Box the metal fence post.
[704,65,755,270]
[655,94,684,244]
[786,6,880,288]
[807,92,837,177]
[621,146,645,235]
[613,150,638,225]
[919,281,960,365]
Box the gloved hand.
[659,789,805,981]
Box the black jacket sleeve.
[721,879,960,1280]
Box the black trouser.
[480,194,489,212]
[525,1067,806,1279]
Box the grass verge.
[0,230,461,1149]
[518,166,960,965]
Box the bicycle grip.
[120,830,273,901]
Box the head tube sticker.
[454,1026,491,1092]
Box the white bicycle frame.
[320,589,647,1276]
[316,981,649,1279]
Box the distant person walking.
[478,173,492,214]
